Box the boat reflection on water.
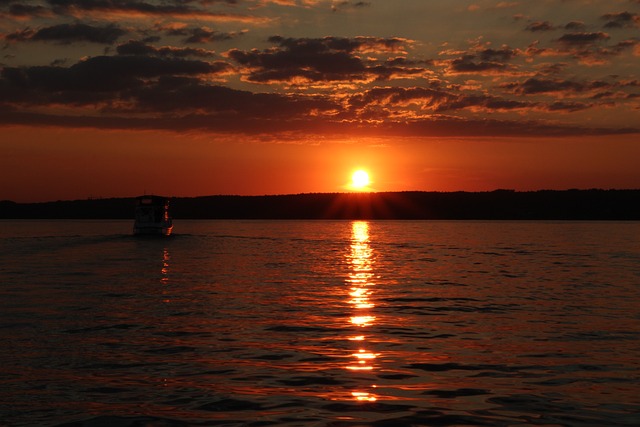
[345,221,380,402]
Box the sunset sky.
[1,0,639,202]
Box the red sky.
[1,0,639,202]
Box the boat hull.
[133,224,173,236]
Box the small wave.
[54,415,189,427]
[423,388,490,398]
[197,397,265,412]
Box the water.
[1,220,639,427]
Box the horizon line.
[4,187,640,205]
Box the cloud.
[545,101,593,112]
[0,55,231,107]
[564,21,586,31]
[444,51,519,75]
[3,23,126,45]
[601,11,639,29]
[447,56,511,74]
[4,3,51,18]
[3,54,629,137]
[347,86,539,119]
[525,32,638,65]
[331,1,371,12]
[126,76,340,117]
[502,77,614,97]
[348,86,456,111]
[43,0,269,23]
[0,1,638,140]
[575,39,640,64]
[478,46,518,61]
[525,21,555,32]
[2,106,631,137]
[163,26,247,44]
[269,35,411,54]
[443,94,533,112]
[116,40,219,58]
[226,36,422,83]
[506,77,586,95]
[556,32,610,46]
[439,42,520,75]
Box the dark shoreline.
[2,190,639,220]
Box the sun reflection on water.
[161,247,171,303]
[345,221,379,401]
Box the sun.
[351,169,371,190]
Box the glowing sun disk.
[351,170,370,189]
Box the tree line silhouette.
[2,190,639,220]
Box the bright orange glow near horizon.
[2,127,639,203]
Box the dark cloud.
[268,35,409,54]
[332,1,371,12]
[601,11,639,29]
[348,86,534,117]
[164,26,245,44]
[4,23,126,45]
[226,36,418,83]
[526,33,637,64]
[447,55,510,74]
[536,62,569,76]
[441,45,518,75]
[556,32,610,46]
[116,40,218,58]
[38,0,263,22]
[369,57,430,81]
[577,39,639,63]
[127,76,339,117]
[348,86,456,111]
[545,101,593,112]
[525,21,555,32]
[185,28,243,44]
[564,21,586,30]
[2,107,629,137]
[0,0,239,19]
[228,47,365,83]
[0,50,327,121]
[478,47,518,62]
[47,0,199,16]
[504,77,611,95]
[3,53,623,137]
[445,95,531,112]
[511,78,584,94]
[0,55,230,106]
[0,68,346,134]
[7,3,50,17]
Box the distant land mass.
[2,190,639,220]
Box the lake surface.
[1,220,639,427]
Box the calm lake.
[1,220,639,427]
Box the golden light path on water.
[346,221,379,402]
[161,247,171,303]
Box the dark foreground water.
[1,220,639,427]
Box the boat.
[133,195,173,236]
